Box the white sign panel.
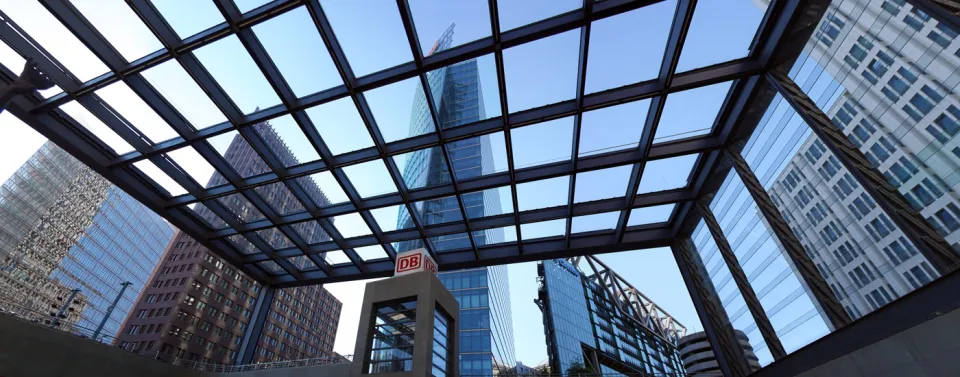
[393,248,437,277]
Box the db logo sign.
[394,248,437,277]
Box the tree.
[565,362,595,376]
[534,364,551,375]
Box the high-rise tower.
[394,24,516,376]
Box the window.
[367,299,416,373]
[432,308,452,377]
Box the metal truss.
[0,0,791,286]
[565,254,687,344]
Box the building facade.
[393,25,515,376]
[677,330,760,376]
[0,141,174,341]
[116,122,342,365]
[761,0,960,319]
[536,259,686,376]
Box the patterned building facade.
[0,142,174,340]
[116,122,341,364]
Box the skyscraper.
[393,25,515,376]
[116,122,341,365]
[0,141,174,341]
[760,0,960,319]
[536,258,687,376]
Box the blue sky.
[0,0,770,365]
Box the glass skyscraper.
[0,141,174,341]
[394,25,515,376]
[536,259,685,376]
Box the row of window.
[144,291,180,304]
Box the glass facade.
[536,259,685,376]
[690,0,960,367]
[394,25,515,377]
[0,142,173,341]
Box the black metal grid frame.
[0,0,804,287]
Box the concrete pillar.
[350,270,459,377]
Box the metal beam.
[768,71,960,276]
[671,238,753,377]
[725,144,853,330]
[695,199,788,360]
[237,286,275,364]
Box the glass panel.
[59,102,134,155]
[461,186,513,219]
[71,0,162,62]
[370,205,415,232]
[341,160,399,198]
[2,1,108,81]
[207,131,272,178]
[637,154,698,194]
[579,100,648,157]
[627,204,676,226]
[394,147,450,190]
[288,255,318,271]
[193,35,281,115]
[511,117,574,169]
[503,29,580,112]
[96,82,179,143]
[253,6,342,97]
[253,182,306,215]
[257,228,294,249]
[188,202,228,229]
[332,213,372,239]
[319,0,412,77]
[574,165,632,203]
[305,97,374,155]
[516,176,569,211]
[217,193,265,223]
[141,60,227,130]
[133,160,187,196]
[234,0,271,13]
[571,211,620,233]
[167,146,216,187]
[355,245,389,261]
[656,81,733,143]
[258,260,285,275]
[229,234,260,255]
[427,54,502,129]
[412,196,463,226]
[324,250,352,265]
[520,219,567,240]
[151,0,224,40]
[585,2,674,93]
[295,172,349,207]
[472,225,518,246]
[365,77,436,143]
[448,133,508,180]
[497,0,581,32]
[430,233,471,252]
[253,115,321,167]
[409,0,490,55]
[291,221,330,244]
[677,0,769,72]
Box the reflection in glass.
[448,133,508,180]
[394,147,450,190]
[257,228,294,249]
[430,232,472,252]
[258,260,285,275]
[217,193,265,223]
[288,255,319,271]
[229,234,260,255]
[367,299,417,373]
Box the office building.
[678,330,760,376]
[392,24,515,376]
[754,0,960,318]
[536,258,686,376]
[0,141,174,340]
[116,122,342,364]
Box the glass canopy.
[0,0,784,286]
